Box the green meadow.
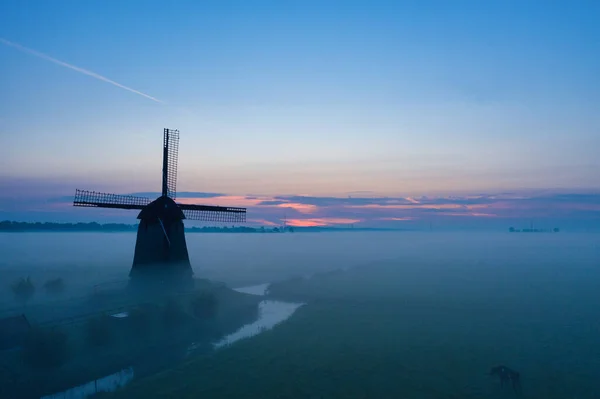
[113,259,600,398]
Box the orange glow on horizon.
[286,218,360,227]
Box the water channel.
[40,284,303,399]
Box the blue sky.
[1,0,599,227]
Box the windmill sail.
[179,203,246,222]
[74,189,151,210]
[72,127,247,288]
[162,128,179,199]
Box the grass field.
[1,280,261,399]
[112,260,600,398]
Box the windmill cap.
[137,195,185,221]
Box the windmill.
[73,128,246,288]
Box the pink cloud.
[276,202,318,214]
[287,218,360,227]
[464,204,492,210]
[5,188,600,229]
[437,212,499,217]
[346,204,464,210]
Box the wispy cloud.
[436,212,498,217]
[3,185,600,229]
[176,195,267,208]
[0,38,163,103]
[276,203,318,214]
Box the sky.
[1,0,599,229]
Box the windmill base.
[128,266,194,292]
[128,215,195,292]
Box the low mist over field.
[2,227,600,398]
[2,0,600,395]
[1,230,598,305]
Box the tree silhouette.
[11,277,35,305]
[22,328,69,369]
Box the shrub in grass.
[21,328,69,369]
[190,291,218,319]
[11,277,35,305]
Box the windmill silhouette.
[73,128,246,287]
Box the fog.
[2,231,598,302]
[2,231,600,398]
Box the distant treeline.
[0,221,138,232]
[188,226,294,233]
[0,220,401,233]
[509,227,560,233]
[0,221,292,233]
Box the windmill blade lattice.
[73,189,151,210]
[163,128,179,199]
[74,128,247,223]
[179,204,246,222]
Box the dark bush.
[85,316,113,347]
[11,277,35,305]
[21,328,69,369]
[43,278,65,296]
[190,291,218,319]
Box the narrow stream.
[40,284,303,399]
[187,283,303,353]
[41,367,134,399]
[213,300,303,349]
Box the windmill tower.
[73,128,246,288]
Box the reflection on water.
[213,300,303,349]
[40,367,134,399]
[233,283,270,296]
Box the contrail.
[0,38,163,103]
